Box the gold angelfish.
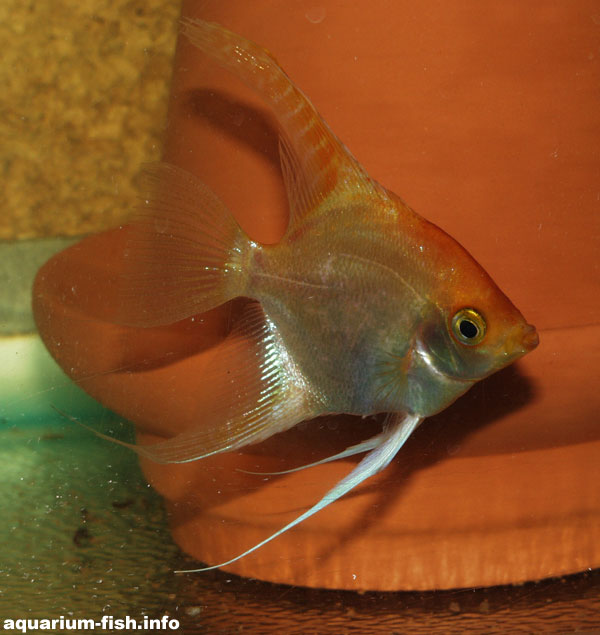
[105,19,538,571]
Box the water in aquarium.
[1,1,598,633]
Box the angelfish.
[109,19,539,571]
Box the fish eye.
[451,308,486,346]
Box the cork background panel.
[1,0,180,239]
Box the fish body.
[251,190,527,418]
[111,19,538,570]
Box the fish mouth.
[520,323,539,352]
[503,322,539,357]
[492,322,539,368]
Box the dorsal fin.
[180,18,380,234]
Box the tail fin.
[117,163,250,327]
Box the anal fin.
[74,303,317,463]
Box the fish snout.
[500,322,539,361]
[520,323,539,352]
